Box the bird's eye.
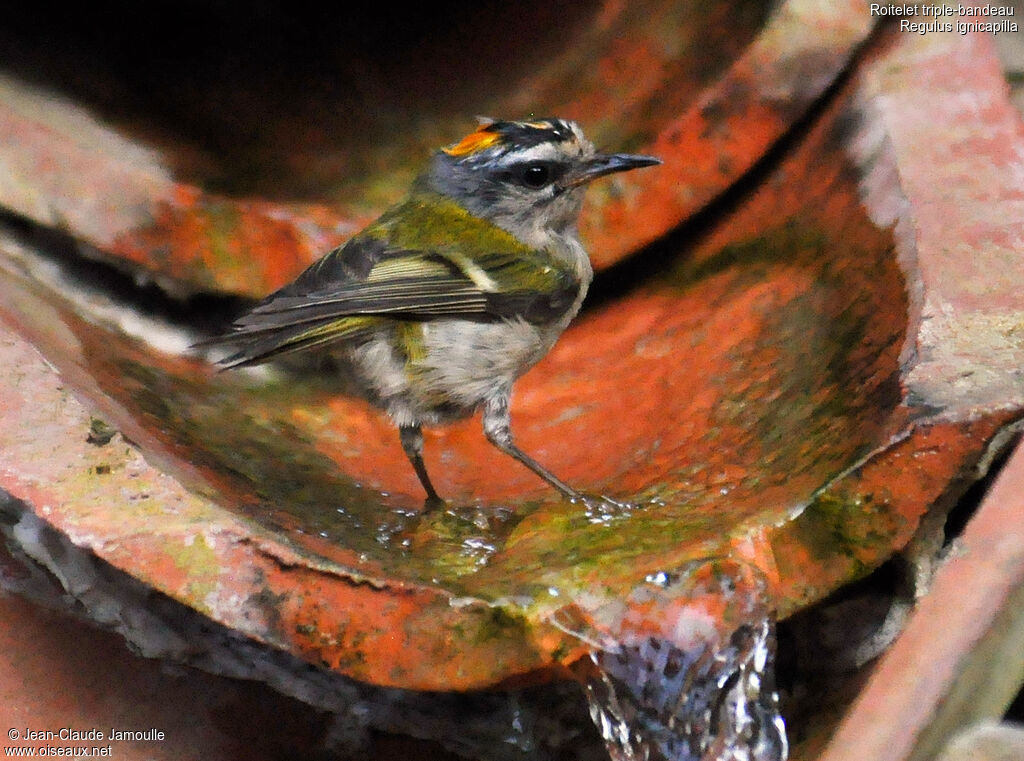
[519,162,552,189]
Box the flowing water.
[573,561,788,761]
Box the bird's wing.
[203,199,580,367]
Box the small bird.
[204,117,660,504]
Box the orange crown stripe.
[442,128,502,157]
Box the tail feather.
[196,316,375,369]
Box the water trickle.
[570,560,788,761]
[584,618,786,761]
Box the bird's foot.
[422,493,448,513]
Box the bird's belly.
[417,318,553,408]
[346,319,555,427]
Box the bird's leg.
[399,424,445,507]
[482,393,582,502]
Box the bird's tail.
[194,316,376,369]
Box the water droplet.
[460,536,497,567]
[584,495,638,526]
[646,571,671,587]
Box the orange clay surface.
[1,19,1023,692]
[0,0,873,297]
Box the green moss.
[202,200,244,271]
[474,606,528,645]
[664,221,828,291]
[86,416,117,446]
[169,532,221,614]
[787,485,904,586]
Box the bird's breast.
[345,317,560,427]
[416,318,551,401]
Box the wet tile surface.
[1,6,1024,761]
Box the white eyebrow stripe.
[497,142,571,165]
[564,121,587,143]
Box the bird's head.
[423,118,660,245]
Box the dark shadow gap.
[0,19,892,347]
[0,208,248,336]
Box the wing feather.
[201,196,581,367]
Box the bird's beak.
[561,152,662,189]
